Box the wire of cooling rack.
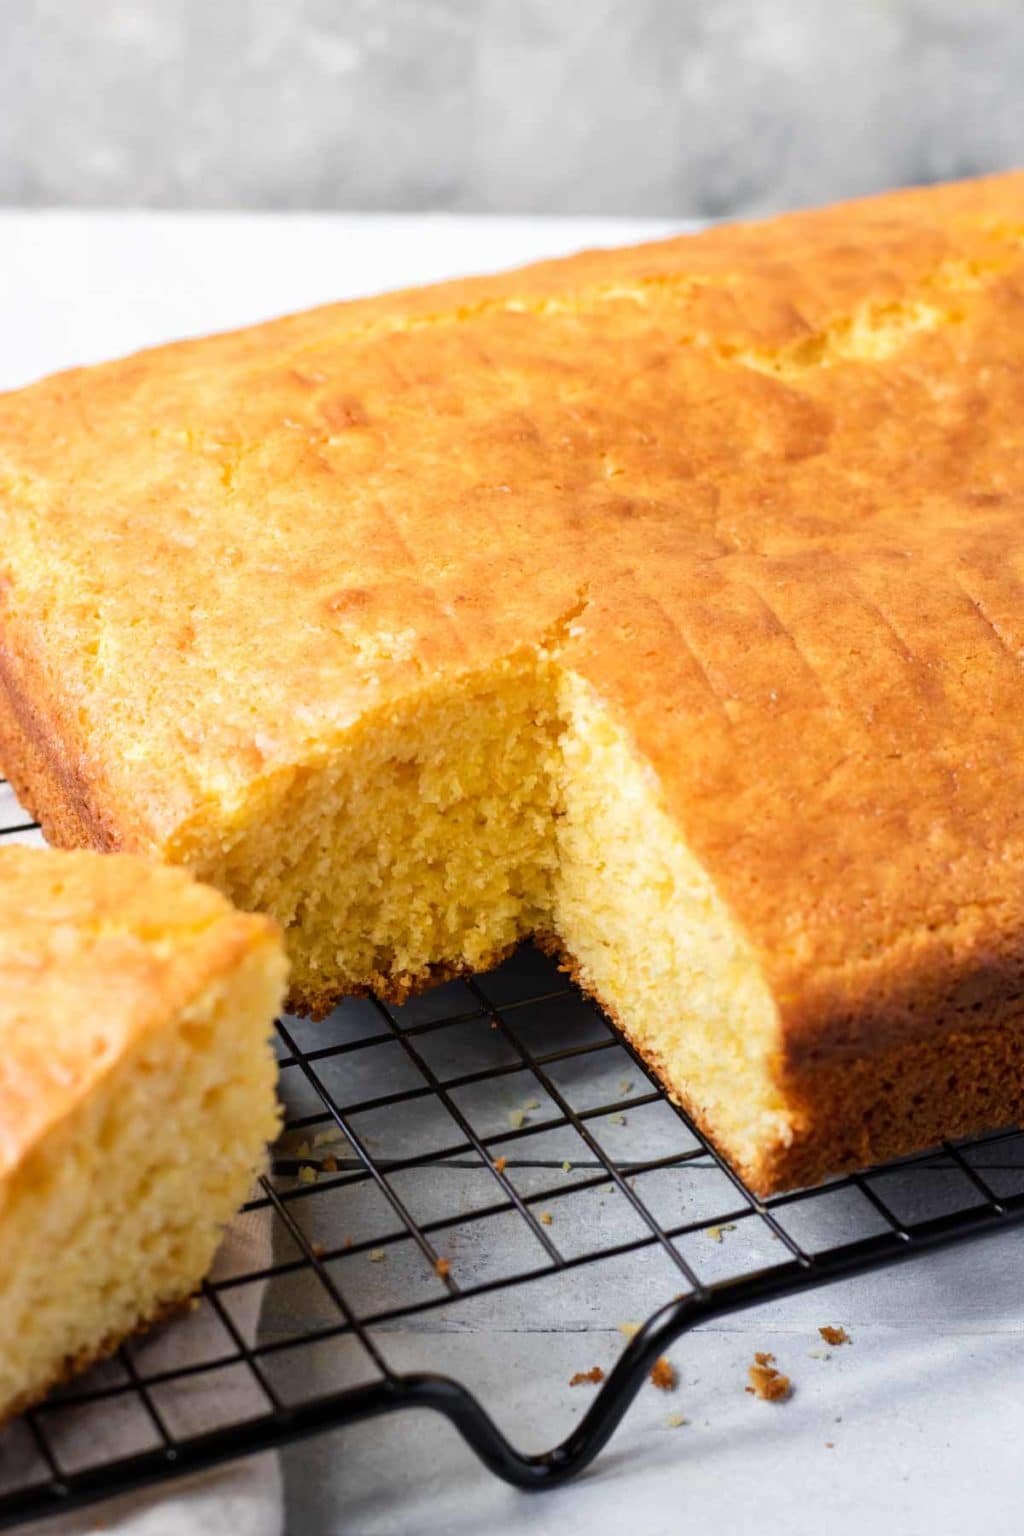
[2,782,1024,1528]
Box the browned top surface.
[0,847,281,1177]
[2,174,1024,1059]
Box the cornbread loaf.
[0,846,285,1420]
[1,174,1023,1193]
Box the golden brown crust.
[540,933,1024,1195]
[0,845,283,1178]
[4,174,1024,1188]
[0,650,114,852]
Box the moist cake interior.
[174,636,791,1184]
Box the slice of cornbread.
[0,846,285,1421]
[1,174,1024,1192]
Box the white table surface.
[2,210,1023,1536]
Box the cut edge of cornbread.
[551,668,797,1185]
[166,643,566,1015]
[153,639,796,1187]
[0,867,286,1423]
[6,621,1023,1195]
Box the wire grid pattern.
[2,777,1024,1522]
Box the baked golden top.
[0,846,281,1178]
[2,174,1024,1059]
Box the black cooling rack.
[3,780,1024,1529]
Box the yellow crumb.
[746,1352,791,1402]
[650,1357,677,1392]
[569,1366,605,1387]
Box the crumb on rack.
[618,1321,641,1338]
[508,1109,526,1130]
[746,1352,791,1402]
[493,1155,507,1174]
[665,1413,687,1429]
[297,1164,318,1185]
[650,1357,677,1392]
[819,1326,851,1346]
[569,1366,605,1388]
[562,1159,573,1173]
[540,1210,553,1225]
[368,1248,386,1263]
[312,1242,326,1259]
[706,1223,736,1243]
[322,1154,338,1173]
[435,1257,451,1279]
[618,1079,634,1095]
[609,1112,626,1125]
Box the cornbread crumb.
[808,1349,830,1360]
[297,1165,318,1185]
[369,1248,385,1263]
[540,1211,553,1225]
[746,1353,792,1402]
[435,1257,451,1279]
[312,1243,326,1259]
[618,1080,634,1095]
[609,1113,626,1126]
[819,1326,850,1346]
[666,1413,687,1429]
[706,1223,736,1243]
[508,1110,526,1131]
[618,1321,641,1338]
[562,1160,573,1173]
[650,1357,677,1392]
[494,1155,508,1174]
[569,1367,605,1387]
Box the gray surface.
[2,0,1023,216]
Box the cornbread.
[1,174,1024,1192]
[747,1353,792,1403]
[0,846,285,1420]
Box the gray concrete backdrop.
[1,0,1022,216]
